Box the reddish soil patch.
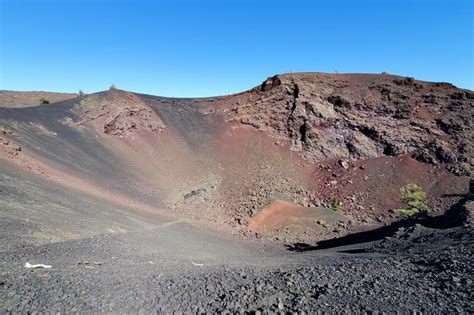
[248,199,351,244]
[248,200,309,232]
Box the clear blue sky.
[0,0,472,97]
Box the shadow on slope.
[286,187,473,252]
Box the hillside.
[0,73,472,246]
[0,90,77,108]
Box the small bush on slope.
[39,96,49,105]
[331,197,342,213]
[395,183,428,217]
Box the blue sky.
[0,0,472,97]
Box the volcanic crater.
[1,72,473,313]
[1,72,471,245]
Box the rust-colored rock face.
[225,73,472,175]
[0,73,472,245]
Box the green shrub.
[331,197,342,213]
[382,71,390,75]
[109,84,117,90]
[395,183,428,217]
[78,90,85,96]
[39,96,49,104]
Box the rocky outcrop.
[62,90,165,137]
[103,107,164,137]
[227,73,473,175]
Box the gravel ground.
[1,224,472,313]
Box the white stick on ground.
[25,262,52,269]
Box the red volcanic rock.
[227,73,472,175]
